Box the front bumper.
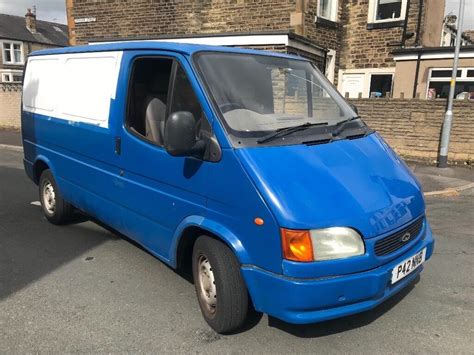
[241,227,434,324]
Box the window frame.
[317,0,338,22]
[1,72,12,82]
[368,0,407,24]
[325,49,336,83]
[0,69,23,83]
[125,54,212,150]
[368,72,394,98]
[426,67,474,99]
[125,55,176,148]
[1,40,24,65]
[338,68,395,98]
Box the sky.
[0,0,67,24]
[0,0,472,29]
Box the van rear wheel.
[39,169,74,225]
[192,236,249,334]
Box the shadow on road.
[0,167,114,301]
[267,275,420,337]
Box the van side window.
[127,58,210,146]
[127,57,173,145]
[169,66,204,123]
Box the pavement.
[0,130,473,353]
[0,129,21,147]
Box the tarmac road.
[0,148,473,353]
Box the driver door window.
[127,58,209,146]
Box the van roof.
[29,41,307,61]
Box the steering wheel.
[218,102,244,113]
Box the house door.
[341,73,364,98]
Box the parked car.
[21,42,434,333]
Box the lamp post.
[438,0,465,168]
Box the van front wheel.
[39,169,74,225]
[192,236,249,333]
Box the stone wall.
[2,79,472,165]
[349,98,474,164]
[339,0,424,70]
[304,0,342,80]
[0,84,22,129]
[72,0,298,44]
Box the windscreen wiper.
[331,116,361,138]
[257,122,328,144]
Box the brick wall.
[339,0,424,70]
[349,98,474,164]
[72,0,298,44]
[0,83,22,129]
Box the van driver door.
[117,52,213,261]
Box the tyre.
[39,169,74,225]
[192,235,249,333]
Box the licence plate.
[391,248,426,284]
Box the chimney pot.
[26,8,37,33]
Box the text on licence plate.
[391,248,426,284]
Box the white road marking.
[0,144,23,152]
[30,201,41,206]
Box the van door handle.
[115,136,121,155]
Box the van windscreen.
[194,52,361,146]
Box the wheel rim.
[42,180,56,215]
[197,255,217,314]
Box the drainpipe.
[414,0,423,45]
[401,0,411,47]
[412,52,421,98]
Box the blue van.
[22,42,434,333]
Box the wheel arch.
[171,216,251,270]
[32,156,55,184]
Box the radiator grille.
[374,217,424,256]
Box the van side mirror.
[164,111,204,157]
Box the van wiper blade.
[257,122,328,144]
[331,116,361,138]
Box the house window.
[1,73,12,82]
[318,0,338,22]
[2,41,23,64]
[1,70,22,83]
[369,74,393,97]
[427,68,474,99]
[368,0,407,23]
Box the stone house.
[66,0,467,99]
[0,9,68,129]
[63,0,473,99]
[0,9,69,83]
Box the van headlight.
[281,227,365,262]
[310,227,365,261]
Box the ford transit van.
[22,42,434,333]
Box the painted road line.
[0,144,23,152]
[424,182,474,197]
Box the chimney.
[25,8,37,33]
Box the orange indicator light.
[281,228,313,262]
